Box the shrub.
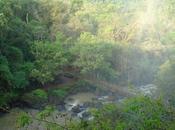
[36,105,54,120]
[16,112,31,128]
[69,97,175,130]
[21,89,48,108]
[31,89,48,99]
[49,89,67,98]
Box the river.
[0,84,157,130]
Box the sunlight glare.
[138,0,157,28]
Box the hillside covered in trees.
[0,0,175,130]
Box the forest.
[0,0,175,129]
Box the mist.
[0,0,175,129]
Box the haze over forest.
[0,0,175,130]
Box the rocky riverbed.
[0,83,158,130]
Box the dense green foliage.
[1,0,175,129]
[1,0,173,106]
[156,59,175,106]
[18,97,175,130]
[16,112,31,128]
[68,97,175,130]
[31,41,67,84]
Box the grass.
[31,89,48,99]
[49,89,67,98]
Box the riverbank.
[0,78,132,130]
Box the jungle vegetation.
[0,0,175,129]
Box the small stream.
[0,84,157,130]
[0,92,124,130]
[64,92,122,120]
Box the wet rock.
[77,109,92,120]
[71,112,77,117]
[83,101,103,108]
[98,95,109,101]
[56,104,66,111]
[82,111,91,118]
[66,97,74,102]
[139,84,157,96]
[84,102,96,108]
[72,104,85,113]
